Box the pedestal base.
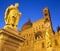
[0,27,24,51]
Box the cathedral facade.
[0,3,60,51]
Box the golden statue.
[4,3,21,29]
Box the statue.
[4,3,21,29]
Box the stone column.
[45,29,53,51]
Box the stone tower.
[43,8,54,33]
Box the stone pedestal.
[0,27,24,51]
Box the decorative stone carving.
[4,3,21,29]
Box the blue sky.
[0,0,60,32]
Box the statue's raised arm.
[4,3,21,29]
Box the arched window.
[34,31,43,39]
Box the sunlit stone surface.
[0,3,60,51]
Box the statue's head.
[8,9,20,18]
